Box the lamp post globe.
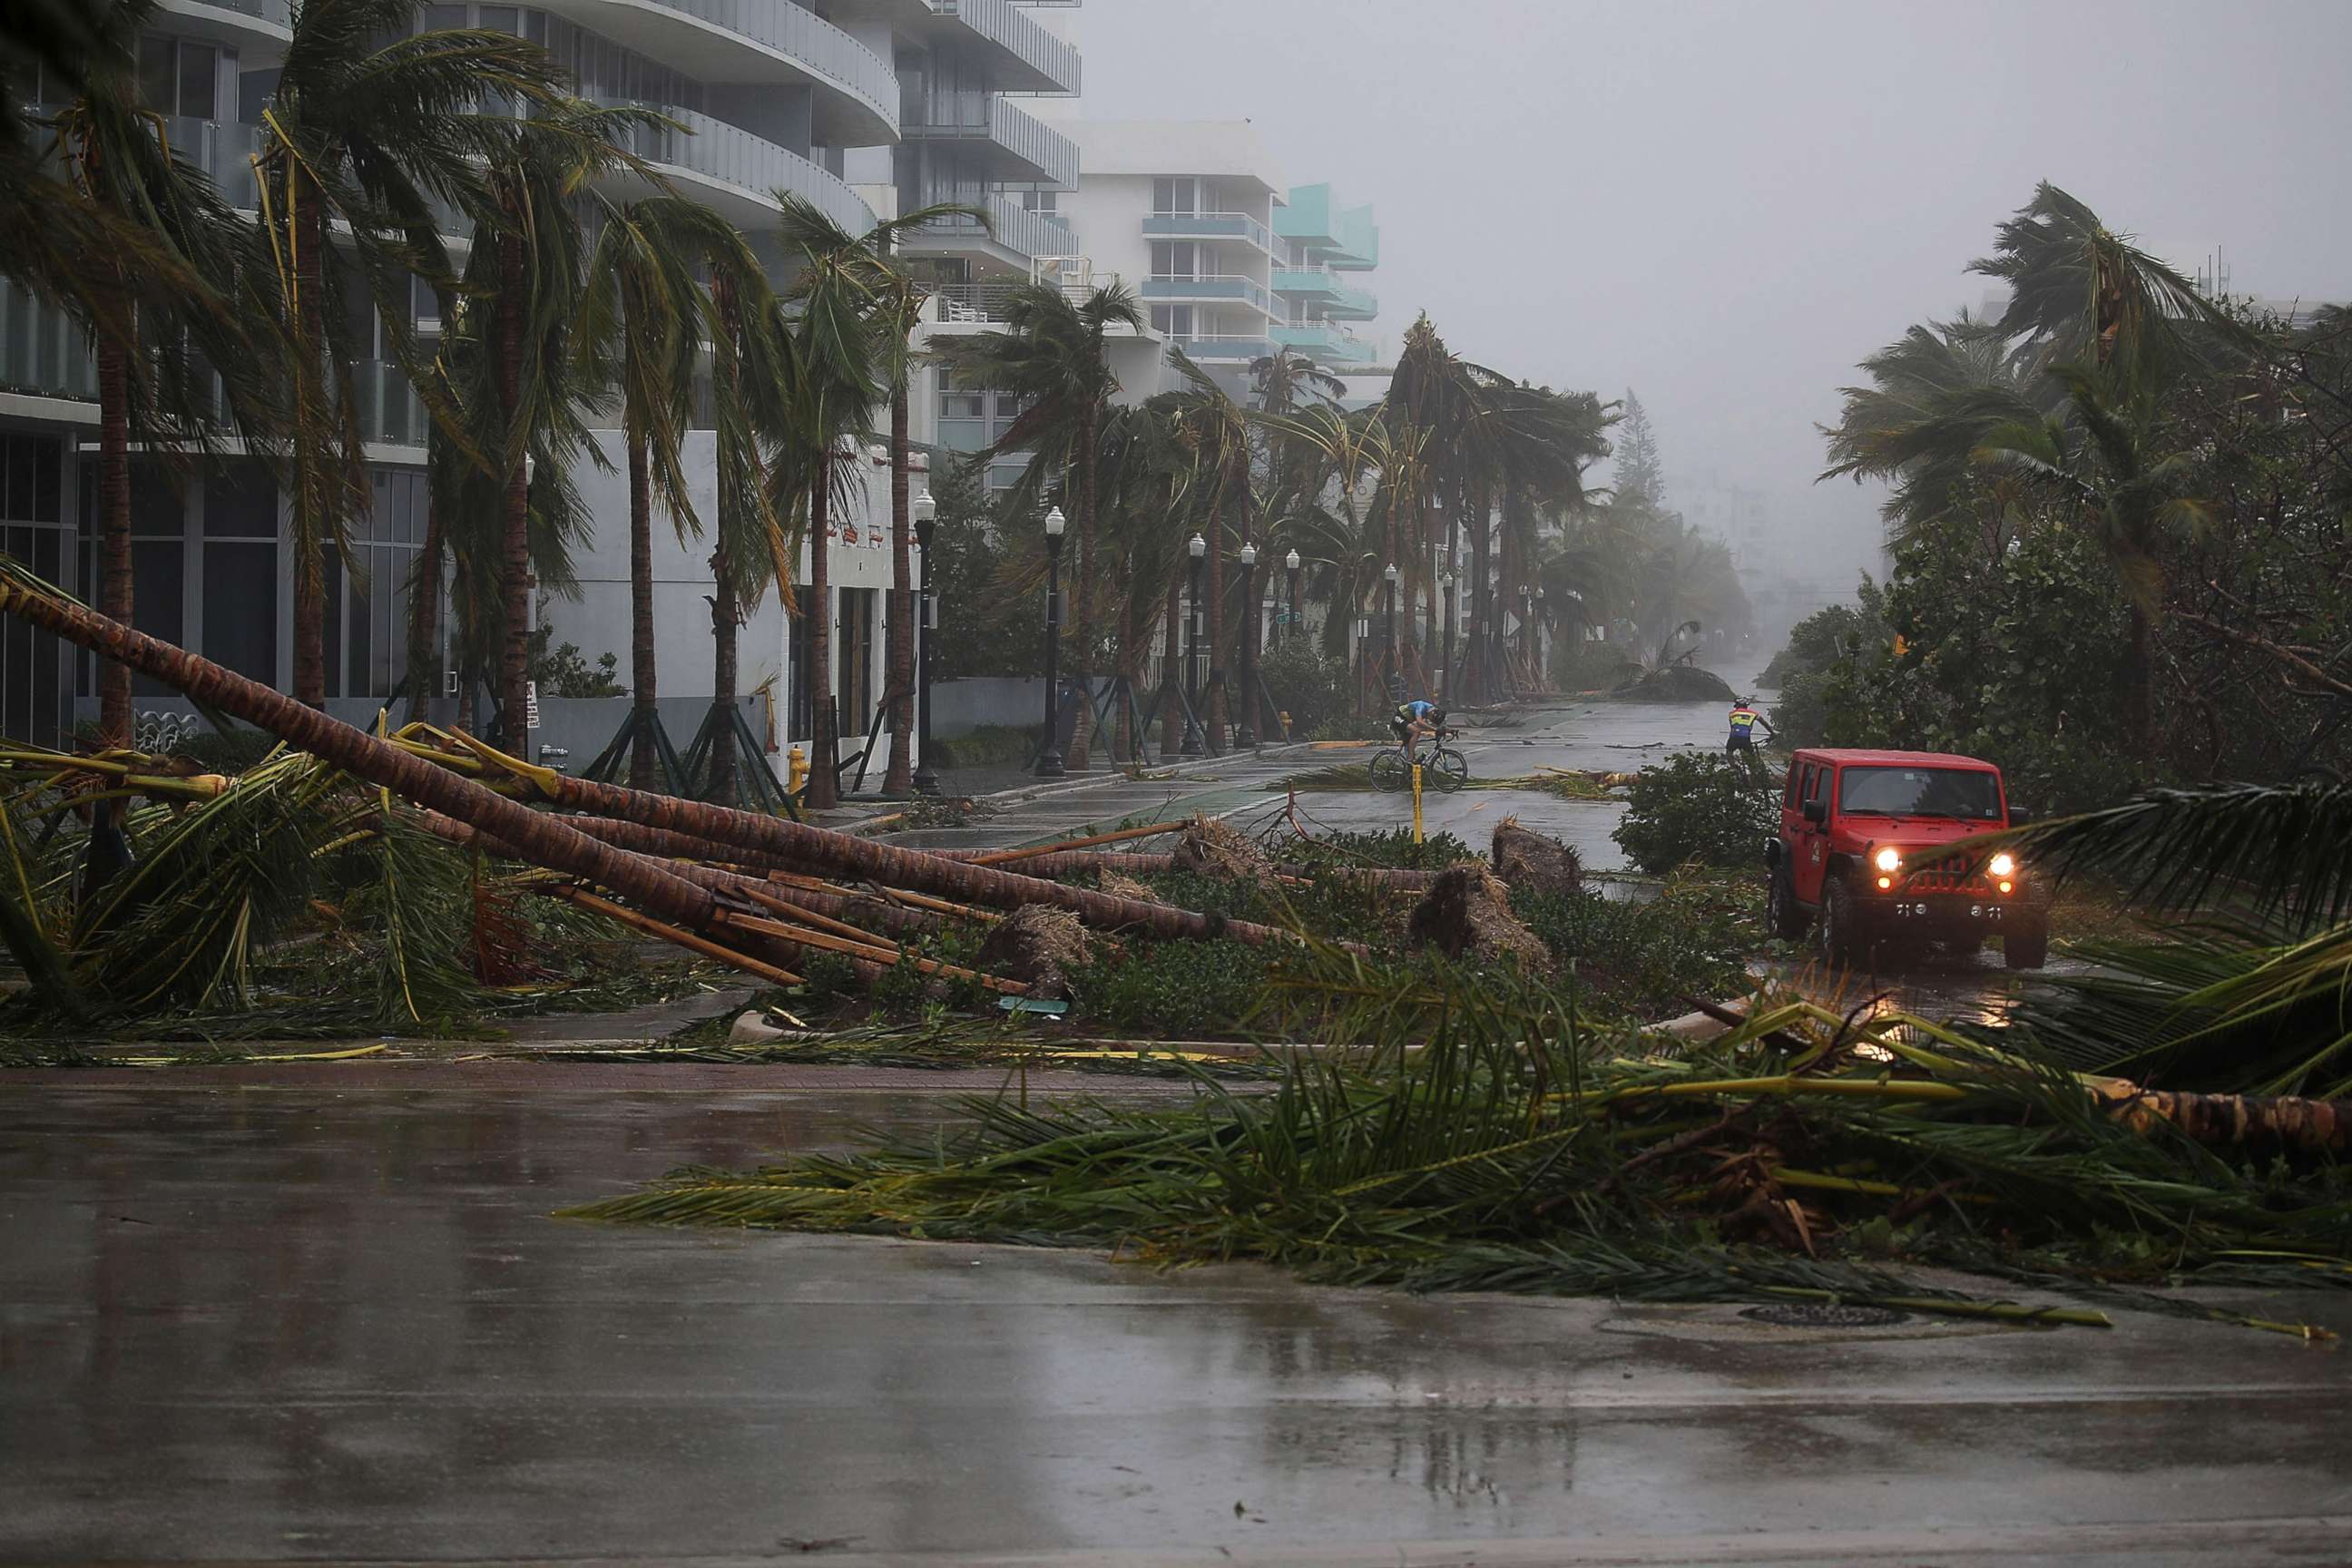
[1035,505,1067,779]
[910,486,940,795]
[1181,532,1207,755]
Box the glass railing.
[162,115,262,211]
[176,0,293,27]
[1324,279,1377,319]
[909,192,1072,263]
[634,0,897,130]
[1166,335,1275,363]
[902,97,1077,188]
[0,280,98,404]
[1142,275,1272,315]
[610,103,876,237]
[1271,267,1340,298]
[1142,211,1276,253]
[352,358,428,447]
[926,0,1082,93]
[1273,324,1378,364]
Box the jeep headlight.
[1987,851,2016,878]
[1873,846,1902,873]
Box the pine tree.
[1614,389,1665,511]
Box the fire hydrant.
[787,743,809,797]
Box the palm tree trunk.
[709,532,738,808]
[1205,495,1226,752]
[1065,402,1098,771]
[1469,506,1492,704]
[290,191,329,710]
[405,492,443,725]
[0,574,720,927]
[1116,591,1140,761]
[627,424,659,791]
[805,467,838,809]
[1159,572,1181,761]
[496,224,531,755]
[882,379,914,794]
[95,332,133,750]
[2126,601,2155,757]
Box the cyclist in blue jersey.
[1393,698,1445,755]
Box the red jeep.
[1764,748,2048,970]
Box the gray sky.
[1068,0,2352,579]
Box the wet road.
[6,1082,2350,1565]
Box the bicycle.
[1369,727,1469,794]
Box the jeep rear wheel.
[1768,863,1808,939]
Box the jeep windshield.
[1837,766,2003,821]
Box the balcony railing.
[1271,266,1338,299]
[901,96,1077,188]
[1142,211,1276,255]
[163,0,293,28]
[352,358,429,448]
[907,191,1073,264]
[1142,274,1272,316]
[0,281,99,405]
[1165,334,1275,364]
[609,103,875,237]
[632,0,897,134]
[926,0,1082,94]
[1273,323,1379,365]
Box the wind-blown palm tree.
[45,0,262,750]
[573,195,740,789]
[932,281,1142,768]
[1165,351,1253,748]
[766,195,985,795]
[250,0,570,707]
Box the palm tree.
[573,196,736,789]
[473,101,663,750]
[765,195,985,796]
[44,1,261,750]
[1164,351,1254,748]
[932,281,1142,768]
[699,256,787,809]
[249,0,570,707]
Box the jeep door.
[1790,760,1832,904]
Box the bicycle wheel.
[1428,748,1471,792]
[1368,749,1410,792]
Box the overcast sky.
[1065,0,2352,574]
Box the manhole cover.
[1740,1302,1910,1329]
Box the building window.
[1149,241,1198,279]
[138,36,221,120]
[1152,176,1198,214]
[1150,304,1194,338]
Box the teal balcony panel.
[1142,276,1272,315]
[1167,335,1275,364]
[1323,280,1377,320]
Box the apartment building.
[1270,181,1380,373]
[0,0,1083,779]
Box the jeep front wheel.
[1768,863,1808,940]
[2003,923,2049,970]
[1817,877,1863,969]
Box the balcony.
[900,96,1077,188]
[1142,211,1277,256]
[904,191,1073,270]
[1142,275,1273,317]
[605,103,876,238]
[1323,279,1377,320]
[922,0,1082,94]
[1166,335,1275,365]
[537,0,897,146]
[352,359,429,449]
[156,0,294,46]
[1272,323,1378,365]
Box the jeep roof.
[1789,748,2001,771]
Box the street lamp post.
[1035,505,1067,779]
[1382,561,1399,697]
[1534,586,1547,682]
[1284,548,1301,645]
[1237,542,1259,749]
[910,486,940,796]
[1438,569,1456,706]
[1181,532,1207,756]
[1353,614,1370,717]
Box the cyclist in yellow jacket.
[1727,700,1773,768]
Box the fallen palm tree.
[565,967,2352,1337]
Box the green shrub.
[1513,877,1759,1019]
[1072,938,1274,1037]
[1289,828,1477,873]
[930,723,1037,770]
[1553,639,1642,692]
[1258,638,1350,738]
[1612,751,1777,874]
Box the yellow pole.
[1411,761,1425,845]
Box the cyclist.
[1727,698,1773,770]
[1393,697,1446,761]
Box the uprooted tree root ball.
[1170,813,1276,882]
[1491,818,1583,897]
[1407,864,1551,970]
[974,905,1092,1003]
